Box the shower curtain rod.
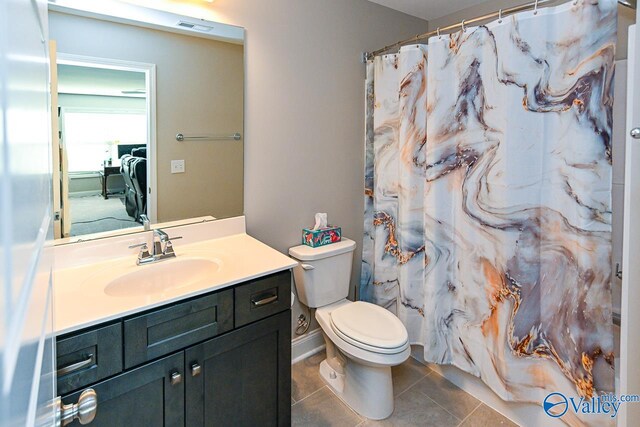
[363,0,637,59]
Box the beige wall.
[210,0,428,336]
[427,0,635,60]
[50,11,244,222]
[117,0,428,336]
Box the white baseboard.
[69,189,125,198]
[291,328,325,364]
[410,347,564,427]
[69,190,103,198]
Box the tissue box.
[302,226,342,247]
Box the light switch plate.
[171,159,185,174]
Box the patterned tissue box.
[302,226,342,248]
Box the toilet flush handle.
[300,263,315,271]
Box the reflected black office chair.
[120,155,139,219]
[130,157,147,221]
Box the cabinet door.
[62,352,185,427]
[185,310,291,427]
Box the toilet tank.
[289,238,356,308]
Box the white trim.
[59,90,145,98]
[68,190,104,198]
[147,62,157,222]
[619,23,640,427]
[57,53,155,74]
[68,172,100,179]
[60,106,146,115]
[291,328,325,365]
[56,54,157,222]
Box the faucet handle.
[129,242,152,265]
[128,242,148,250]
[129,242,151,257]
[139,214,150,231]
[163,239,178,256]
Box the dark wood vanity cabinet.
[123,290,234,369]
[185,310,290,426]
[57,270,291,427]
[62,352,185,426]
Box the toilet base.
[319,358,394,420]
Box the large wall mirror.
[48,0,244,243]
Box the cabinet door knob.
[191,363,202,377]
[170,371,182,386]
[55,388,98,426]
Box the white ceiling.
[368,0,490,21]
[58,64,147,98]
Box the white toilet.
[289,238,410,420]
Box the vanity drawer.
[123,289,233,369]
[56,322,123,396]
[234,270,291,327]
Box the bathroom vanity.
[53,217,296,427]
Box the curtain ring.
[461,19,466,32]
[437,27,441,39]
[498,9,503,23]
[533,0,539,15]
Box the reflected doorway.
[50,50,156,239]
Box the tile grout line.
[394,370,432,399]
[291,384,327,407]
[455,402,483,427]
[412,386,467,423]
[292,381,363,426]
[411,367,484,423]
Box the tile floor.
[291,350,518,427]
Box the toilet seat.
[330,301,408,354]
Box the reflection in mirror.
[56,61,149,237]
[48,2,244,243]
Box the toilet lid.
[330,301,408,352]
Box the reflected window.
[63,110,146,173]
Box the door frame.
[50,40,62,238]
[56,53,158,222]
[619,22,640,427]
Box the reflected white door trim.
[56,53,158,222]
[619,21,640,427]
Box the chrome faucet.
[140,214,151,231]
[129,228,182,265]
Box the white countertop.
[54,231,297,336]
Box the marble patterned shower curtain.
[361,1,617,424]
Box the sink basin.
[104,258,222,297]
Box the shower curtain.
[361,1,617,424]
